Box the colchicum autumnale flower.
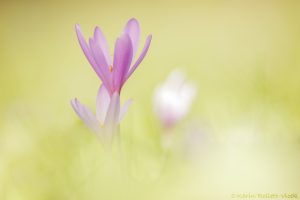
[75,18,152,95]
[153,69,197,129]
[71,85,132,143]
[71,18,151,143]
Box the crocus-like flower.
[153,69,197,129]
[71,84,132,143]
[75,18,152,95]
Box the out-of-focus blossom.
[153,69,197,129]
[71,85,132,143]
[75,18,152,95]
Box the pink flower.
[154,69,197,129]
[75,18,152,95]
[71,85,132,143]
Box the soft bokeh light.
[1,0,300,199]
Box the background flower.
[153,69,197,129]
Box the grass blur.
[0,0,300,199]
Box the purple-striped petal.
[96,84,110,125]
[124,34,152,83]
[119,99,132,122]
[94,27,112,66]
[71,98,100,134]
[124,18,140,58]
[112,33,133,93]
[75,24,107,84]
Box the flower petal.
[94,27,112,66]
[75,24,107,83]
[96,84,110,125]
[104,92,120,135]
[113,33,133,92]
[119,99,133,122]
[124,18,140,58]
[181,82,197,109]
[71,98,100,134]
[124,34,152,83]
[89,38,112,91]
[164,69,186,91]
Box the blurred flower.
[71,84,132,143]
[75,18,152,95]
[154,69,197,129]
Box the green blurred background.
[1,0,300,199]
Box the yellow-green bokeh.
[1,0,300,199]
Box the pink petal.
[71,98,100,134]
[96,84,110,125]
[89,38,112,90]
[124,18,140,58]
[119,99,133,122]
[75,24,107,84]
[94,27,112,66]
[124,34,152,83]
[112,33,133,93]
